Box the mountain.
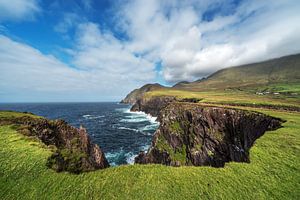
[173,54,300,91]
[122,54,300,105]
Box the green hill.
[174,54,300,91]
[121,83,167,104]
[123,54,300,108]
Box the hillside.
[122,54,300,109]
[174,54,300,91]
[121,83,167,104]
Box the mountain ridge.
[122,53,300,103]
[174,53,300,90]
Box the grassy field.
[1,107,300,199]
[146,80,300,108]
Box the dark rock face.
[5,116,109,173]
[135,103,283,167]
[131,96,176,117]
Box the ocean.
[0,102,159,166]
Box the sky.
[0,0,300,102]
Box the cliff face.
[3,116,109,173]
[135,103,283,167]
[130,96,176,117]
[121,83,167,104]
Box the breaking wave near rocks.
[0,102,159,166]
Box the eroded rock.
[135,103,283,167]
[2,115,109,173]
[130,96,176,117]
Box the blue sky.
[0,0,300,102]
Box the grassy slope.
[1,109,300,199]
[147,87,300,108]
[175,54,300,91]
[166,54,300,108]
[147,56,300,107]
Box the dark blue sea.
[0,102,159,166]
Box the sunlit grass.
[1,110,299,199]
[147,87,300,107]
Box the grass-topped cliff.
[1,109,299,199]
[0,111,109,174]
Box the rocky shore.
[1,115,109,173]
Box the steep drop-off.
[130,96,176,117]
[0,114,109,173]
[121,83,167,104]
[135,103,283,167]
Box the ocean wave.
[117,126,153,136]
[115,108,131,113]
[117,126,139,132]
[105,144,150,166]
[105,148,138,166]
[140,131,152,136]
[120,118,149,123]
[83,114,105,119]
[125,152,136,164]
[116,106,159,125]
[140,144,150,153]
[119,110,159,124]
[140,124,159,131]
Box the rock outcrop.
[121,83,167,104]
[135,103,283,167]
[130,96,176,117]
[3,115,109,173]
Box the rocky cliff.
[135,103,283,167]
[129,94,203,117]
[121,83,167,104]
[1,115,109,173]
[130,96,176,117]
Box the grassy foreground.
[0,109,300,199]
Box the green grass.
[147,86,300,108]
[249,83,300,93]
[0,110,41,119]
[169,121,183,135]
[1,110,300,199]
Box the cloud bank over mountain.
[116,0,300,82]
[0,0,300,101]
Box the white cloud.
[0,34,156,102]
[54,13,82,34]
[73,22,155,81]
[115,0,300,82]
[0,0,40,21]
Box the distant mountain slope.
[174,54,300,90]
[121,83,167,104]
[122,54,300,104]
